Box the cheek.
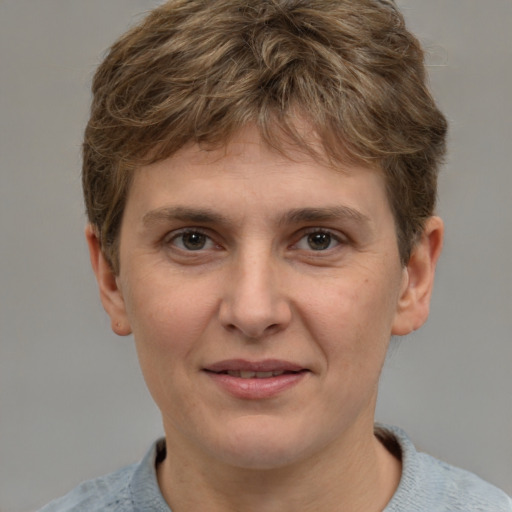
[124,277,217,418]
[121,272,221,386]
[298,269,400,362]
[124,268,213,338]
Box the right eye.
[295,230,339,251]
[167,230,216,251]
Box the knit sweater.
[38,425,512,511]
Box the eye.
[168,230,215,251]
[294,230,341,251]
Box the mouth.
[203,359,307,377]
[203,360,309,399]
[208,369,306,379]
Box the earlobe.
[85,224,132,336]
[391,216,444,336]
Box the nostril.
[222,321,282,341]
[263,323,280,335]
[224,323,237,333]
[218,292,292,339]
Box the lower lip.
[204,371,308,400]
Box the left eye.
[170,231,215,251]
[295,231,340,251]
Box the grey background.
[1,1,511,510]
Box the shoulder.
[415,453,512,511]
[37,439,169,512]
[380,425,512,512]
[37,463,137,512]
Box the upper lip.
[204,359,306,373]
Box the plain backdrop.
[1,1,511,510]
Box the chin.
[206,417,325,470]
[219,442,306,471]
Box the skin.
[87,125,443,512]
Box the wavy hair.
[83,0,447,272]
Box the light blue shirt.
[38,425,512,511]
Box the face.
[89,125,441,471]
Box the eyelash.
[164,228,218,252]
[164,227,347,254]
[292,228,346,252]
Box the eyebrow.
[142,206,229,227]
[279,206,371,226]
[142,205,371,229]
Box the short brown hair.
[83,0,447,273]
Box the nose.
[219,248,292,340]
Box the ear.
[85,224,132,336]
[391,216,444,336]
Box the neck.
[157,424,401,512]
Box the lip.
[205,359,305,373]
[203,359,309,400]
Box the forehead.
[122,125,395,244]
[131,125,385,202]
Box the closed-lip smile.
[203,359,309,399]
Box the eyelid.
[289,226,351,255]
[299,227,348,241]
[163,227,218,250]
[161,226,348,251]
[164,226,207,240]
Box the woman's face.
[93,125,433,471]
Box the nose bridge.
[219,243,291,339]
